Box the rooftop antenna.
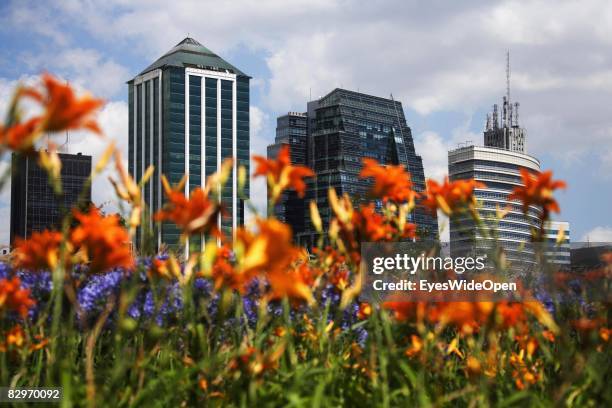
[506,50,511,105]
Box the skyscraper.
[10,151,91,244]
[267,112,308,232]
[269,89,437,246]
[448,55,564,270]
[128,37,250,250]
[448,145,542,265]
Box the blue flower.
[77,269,124,316]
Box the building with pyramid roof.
[128,38,250,251]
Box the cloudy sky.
[1,0,611,244]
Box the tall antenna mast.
[506,50,511,104]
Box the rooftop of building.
[12,150,91,160]
[283,112,307,117]
[315,88,403,106]
[448,144,540,166]
[133,37,248,79]
[545,220,570,228]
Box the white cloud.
[19,48,129,99]
[4,0,612,167]
[0,75,42,120]
[414,131,450,182]
[414,115,482,182]
[581,226,612,242]
[1,4,70,45]
[265,32,352,111]
[413,129,473,241]
[2,0,612,240]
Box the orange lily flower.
[0,326,48,353]
[509,169,566,220]
[71,207,134,273]
[0,117,42,153]
[313,247,350,290]
[466,356,483,377]
[22,73,104,135]
[424,302,491,334]
[253,145,314,203]
[496,302,527,329]
[1,325,26,351]
[382,301,418,321]
[29,334,49,352]
[600,328,610,342]
[0,277,36,317]
[235,218,298,276]
[229,343,286,377]
[210,244,242,290]
[267,267,315,305]
[422,177,485,216]
[154,176,221,238]
[357,302,372,320]
[235,219,314,303]
[359,158,418,204]
[355,204,397,241]
[13,230,67,271]
[405,334,423,358]
[542,330,556,342]
[328,188,416,265]
[7,325,26,347]
[148,258,178,280]
[211,219,308,298]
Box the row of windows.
[128,70,250,245]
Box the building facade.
[269,89,437,246]
[448,60,560,270]
[128,38,250,250]
[267,112,308,232]
[10,151,91,244]
[543,220,571,267]
[448,145,543,266]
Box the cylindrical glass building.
[448,145,542,267]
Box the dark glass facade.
[10,152,92,244]
[267,112,308,232]
[128,38,250,251]
[269,89,438,246]
[236,77,250,226]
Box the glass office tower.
[10,151,91,244]
[448,145,543,266]
[271,89,438,246]
[128,38,250,250]
[448,80,548,270]
[267,112,308,232]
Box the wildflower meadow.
[0,74,610,406]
